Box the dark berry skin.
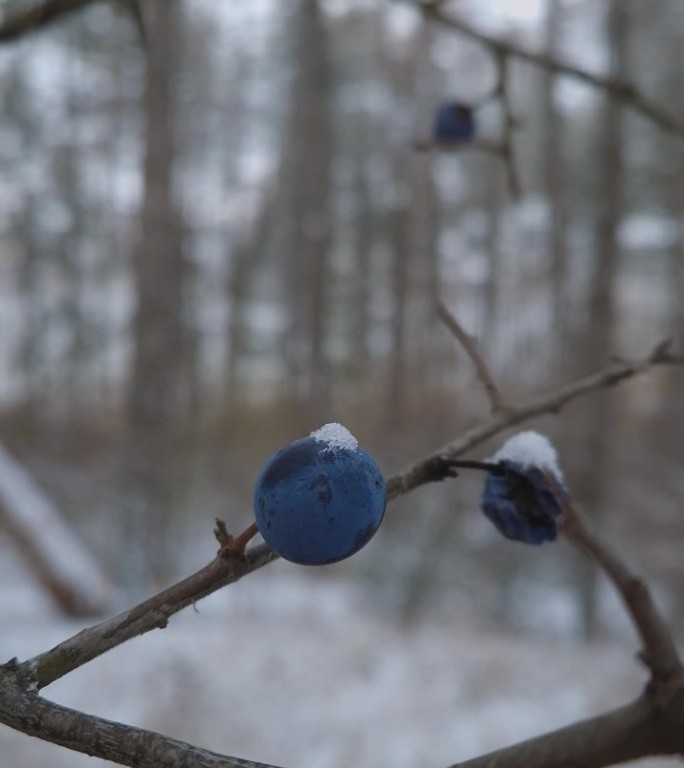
[433,102,476,144]
[480,461,565,545]
[254,437,387,565]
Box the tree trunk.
[122,0,185,592]
[351,156,373,382]
[279,0,333,416]
[573,0,630,638]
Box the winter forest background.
[1,0,683,766]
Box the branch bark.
[0,666,282,768]
[22,543,277,690]
[436,299,509,413]
[447,694,684,768]
[1,665,683,768]
[386,341,682,499]
[555,478,684,685]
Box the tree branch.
[22,541,277,690]
[552,476,684,686]
[1,663,683,768]
[0,665,282,768]
[446,694,684,768]
[418,0,684,140]
[386,341,683,499]
[436,298,509,413]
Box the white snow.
[0,443,116,613]
[310,423,359,452]
[490,431,563,480]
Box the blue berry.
[254,424,387,565]
[481,461,565,545]
[433,102,476,144]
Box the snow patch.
[310,423,359,452]
[0,443,115,612]
[491,431,563,479]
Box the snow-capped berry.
[480,431,567,545]
[432,102,476,144]
[254,423,387,565]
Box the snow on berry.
[481,431,567,546]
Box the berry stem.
[449,459,503,474]
[227,521,260,553]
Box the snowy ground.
[0,545,676,768]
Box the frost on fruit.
[310,422,359,453]
[490,430,563,481]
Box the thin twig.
[436,298,510,413]
[386,340,683,499]
[226,521,260,553]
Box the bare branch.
[22,542,277,690]
[446,694,684,768]
[436,298,509,413]
[0,666,282,768]
[386,341,683,499]
[419,1,684,140]
[552,477,684,685]
[1,665,682,768]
